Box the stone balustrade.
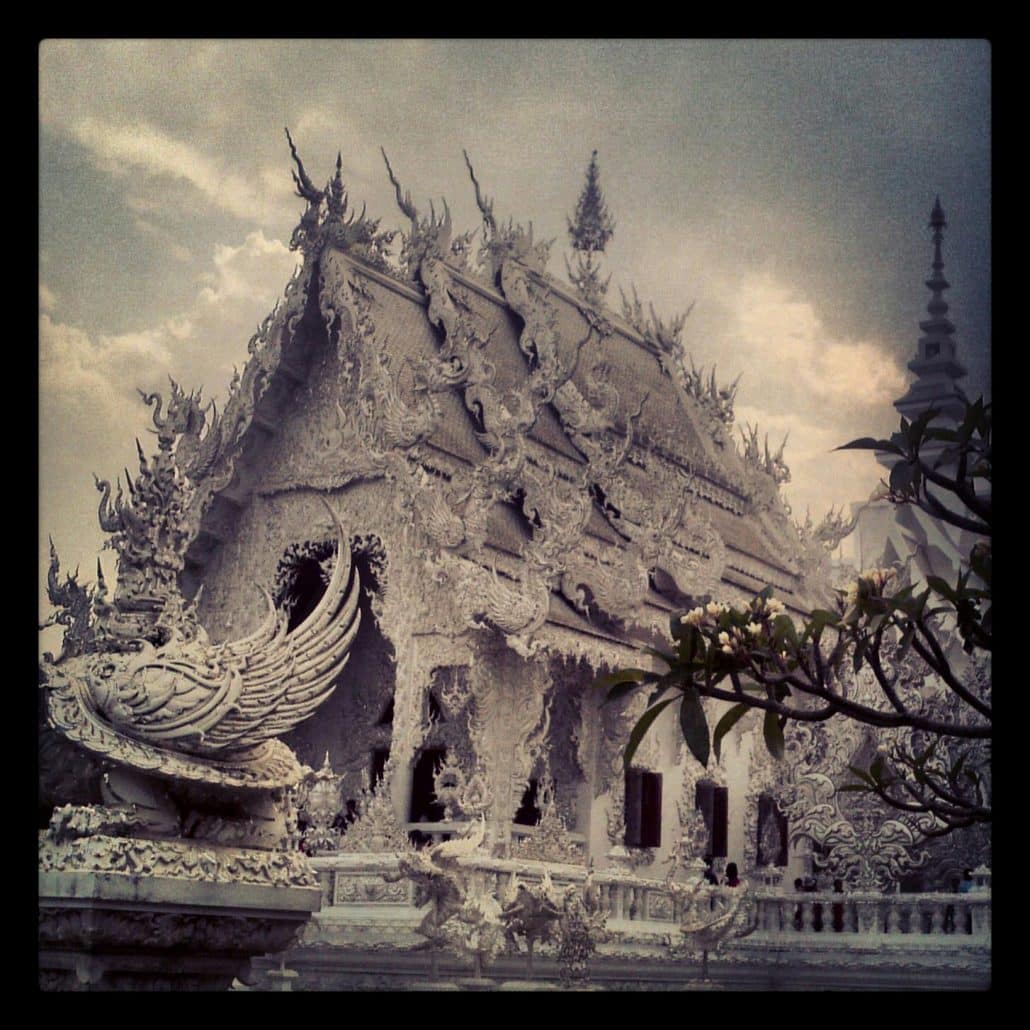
[307,850,990,949]
[748,889,991,941]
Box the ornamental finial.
[566,150,615,305]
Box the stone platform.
[39,833,322,991]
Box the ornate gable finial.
[381,148,454,277]
[566,150,615,305]
[739,421,790,485]
[463,150,553,279]
[39,540,95,662]
[284,130,394,265]
[285,126,325,252]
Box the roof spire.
[892,196,968,425]
[565,150,615,306]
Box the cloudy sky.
[39,39,990,645]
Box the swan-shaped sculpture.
[678,880,757,980]
[42,502,362,791]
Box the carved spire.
[893,196,968,424]
[566,150,615,305]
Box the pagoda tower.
[893,196,968,425]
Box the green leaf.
[847,764,875,786]
[593,668,652,692]
[926,575,957,602]
[836,437,900,454]
[679,687,710,768]
[852,641,865,674]
[772,614,798,650]
[763,708,785,760]
[836,784,872,793]
[713,702,751,763]
[604,680,644,706]
[889,460,914,495]
[623,697,678,771]
[898,621,916,660]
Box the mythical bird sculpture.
[45,502,359,762]
[676,880,758,980]
[501,871,564,978]
[385,818,504,978]
[40,381,364,846]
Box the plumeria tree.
[598,400,991,838]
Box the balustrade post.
[930,900,946,936]
[627,886,640,921]
[613,884,624,920]
[885,899,901,934]
[801,900,814,933]
[970,899,990,938]
[854,893,880,936]
[953,901,969,937]
[778,898,792,934]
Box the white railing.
[749,889,991,941]
[308,852,990,947]
[399,821,587,854]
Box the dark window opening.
[514,778,542,826]
[427,692,444,723]
[696,781,729,858]
[757,793,789,866]
[625,769,662,848]
[925,342,941,358]
[335,798,359,829]
[409,748,446,823]
[283,555,329,632]
[377,697,394,725]
[371,748,390,788]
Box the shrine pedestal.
[39,834,321,991]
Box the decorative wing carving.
[51,503,361,760]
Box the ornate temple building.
[167,140,840,882]
[39,142,990,990]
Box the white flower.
[706,601,729,616]
[746,621,763,637]
[718,630,737,655]
[767,598,786,616]
[680,606,706,627]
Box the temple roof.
[176,139,835,647]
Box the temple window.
[625,769,662,848]
[514,778,542,826]
[696,780,729,858]
[757,792,789,866]
[370,747,390,788]
[409,747,446,823]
